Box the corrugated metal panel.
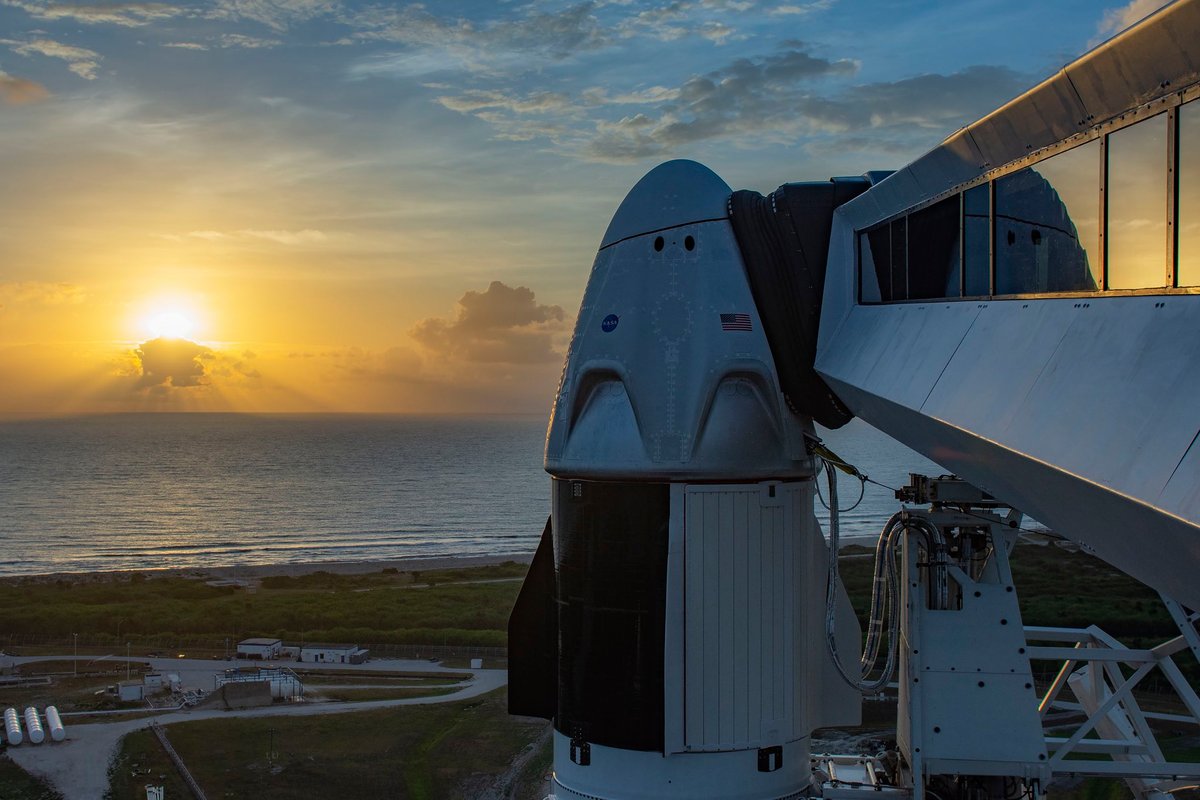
[683,485,796,751]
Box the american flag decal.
[720,313,752,331]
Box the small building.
[118,681,144,702]
[236,638,282,660]
[297,643,368,664]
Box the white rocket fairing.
[512,160,862,800]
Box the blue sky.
[0,0,1171,412]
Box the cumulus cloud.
[3,37,102,79]
[0,70,48,104]
[0,281,84,308]
[134,337,213,389]
[1097,0,1172,37]
[1,0,179,26]
[410,281,566,364]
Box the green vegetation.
[107,688,547,800]
[0,755,63,800]
[0,562,530,651]
[837,542,1173,635]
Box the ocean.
[0,414,942,577]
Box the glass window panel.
[859,231,882,302]
[963,185,990,295]
[994,140,1100,294]
[907,196,961,299]
[890,218,907,301]
[1108,113,1168,289]
[1178,102,1200,286]
[864,225,892,301]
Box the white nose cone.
[600,159,733,247]
[546,160,812,480]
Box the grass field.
[107,687,547,800]
[0,563,529,651]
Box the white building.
[297,643,368,664]
[236,638,282,660]
[118,681,144,702]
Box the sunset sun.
[137,299,203,341]
[146,310,194,340]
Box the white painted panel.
[683,484,800,751]
[818,302,981,412]
[921,299,1075,437]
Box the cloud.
[770,1,835,16]
[410,281,566,364]
[349,2,609,76]
[435,43,866,157]
[0,70,48,104]
[219,33,282,49]
[0,281,84,308]
[1097,0,1172,37]
[1,0,180,27]
[582,62,1024,161]
[134,337,213,389]
[3,37,102,79]
[209,0,339,31]
[185,228,327,244]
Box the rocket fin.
[508,516,558,720]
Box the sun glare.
[137,298,203,341]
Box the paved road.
[5,657,507,800]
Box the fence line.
[150,722,208,800]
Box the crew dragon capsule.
[510,160,871,800]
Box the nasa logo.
[601,314,619,333]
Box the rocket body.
[513,160,861,800]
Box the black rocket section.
[508,516,558,720]
[728,178,869,429]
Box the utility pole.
[72,633,77,677]
[126,642,131,680]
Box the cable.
[815,459,867,512]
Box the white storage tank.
[44,706,65,742]
[4,707,21,746]
[23,707,44,744]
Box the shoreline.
[0,553,534,586]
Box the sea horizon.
[0,413,940,578]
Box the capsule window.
[684,235,695,251]
[653,236,664,252]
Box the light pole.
[72,633,78,677]
[126,642,131,681]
